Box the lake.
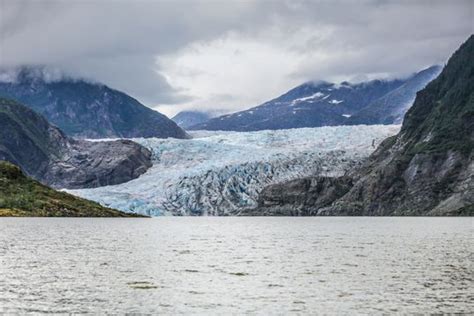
[0,217,472,314]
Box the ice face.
[67,125,400,216]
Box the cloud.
[156,31,308,113]
[0,0,472,116]
[0,0,262,106]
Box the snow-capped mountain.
[0,66,188,139]
[190,66,440,131]
[67,125,400,216]
[252,36,473,216]
[172,110,213,129]
[190,80,403,131]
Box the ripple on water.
[127,282,158,289]
[0,217,472,314]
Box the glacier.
[67,125,400,216]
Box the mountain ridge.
[172,110,214,129]
[190,66,441,131]
[347,65,443,125]
[0,97,153,189]
[0,66,188,139]
[250,36,473,216]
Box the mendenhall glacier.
[67,125,400,216]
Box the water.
[0,217,472,314]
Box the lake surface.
[0,217,472,314]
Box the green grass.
[0,161,143,217]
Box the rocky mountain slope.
[0,161,137,217]
[0,66,188,139]
[0,98,152,189]
[191,80,403,131]
[190,66,440,131]
[172,111,213,129]
[251,35,474,216]
[68,125,399,216]
[347,65,442,125]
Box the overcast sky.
[1,0,472,116]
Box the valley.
[1,2,472,314]
[67,125,399,215]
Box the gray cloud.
[0,0,472,115]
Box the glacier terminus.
[67,125,400,216]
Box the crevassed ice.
[67,125,400,216]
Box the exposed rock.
[190,79,404,131]
[318,150,473,216]
[68,126,398,216]
[0,98,152,189]
[43,139,152,189]
[0,66,188,139]
[0,161,141,217]
[190,66,440,132]
[240,176,353,216]
[252,35,474,216]
[347,65,442,125]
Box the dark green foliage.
[0,161,140,217]
[402,35,474,157]
[348,35,474,214]
[251,36,473,216]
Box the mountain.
[347,65,442,125]
[251,35,474,216]
[0,97,152,189]
[190,79,404,131]
[0,66,188,139]
[0,161,139,217]
[190,66,440,131]
[172,111,213,129]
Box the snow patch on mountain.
[290,92,326,106]
[67,125,400,216]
